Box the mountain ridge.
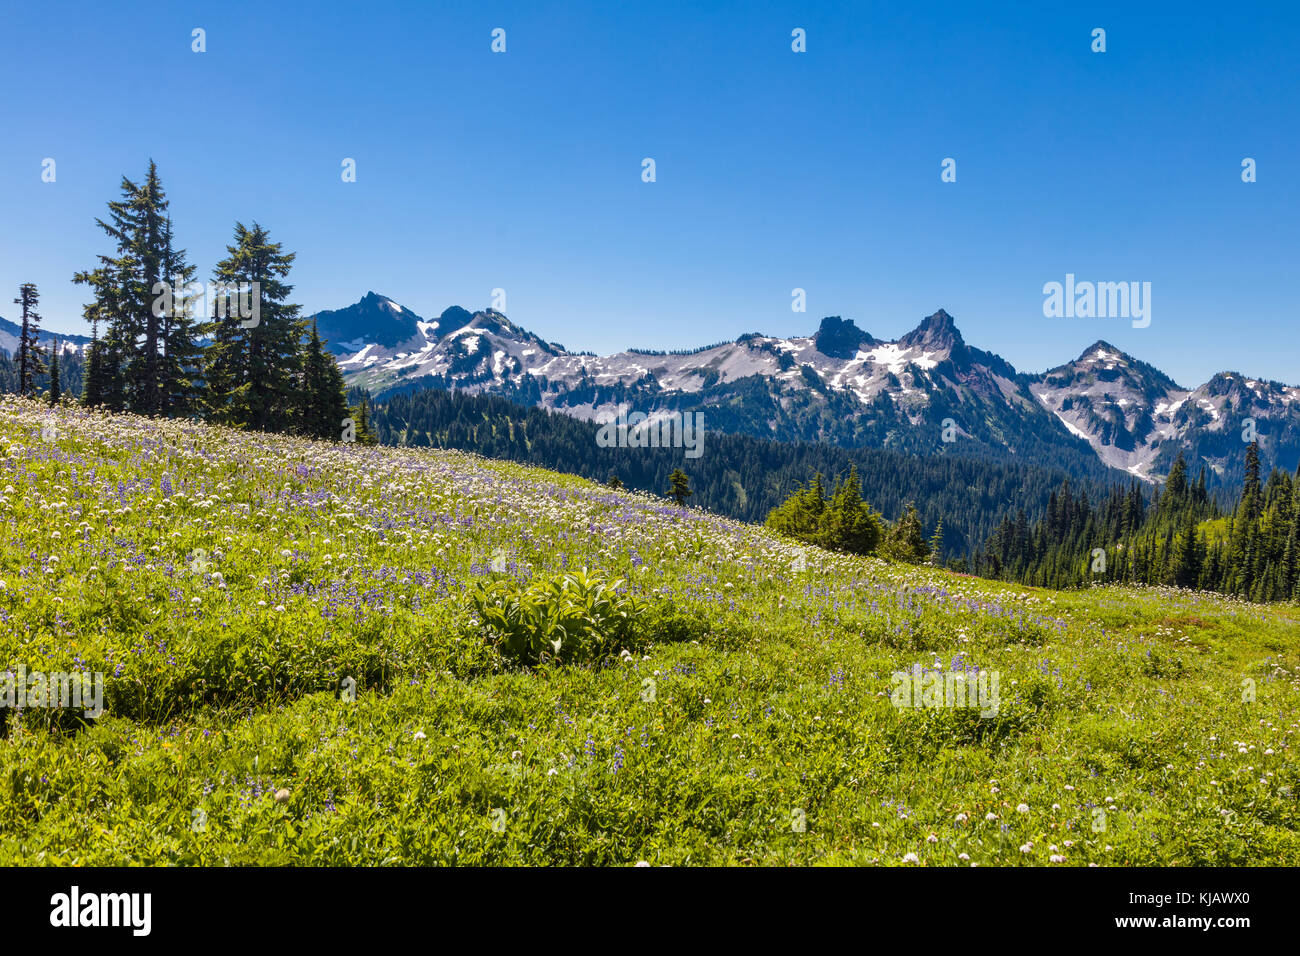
[0,316,91,355]
[313,294,1300,488]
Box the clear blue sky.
[2,0,1296,387]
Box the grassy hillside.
[1,396,1297,865]
[367,384,1132,559]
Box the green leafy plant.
[469,568,650,665]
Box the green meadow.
[1,396,1296,865]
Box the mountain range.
[313,293,1299,489]
[0,316,89,356]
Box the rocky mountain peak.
[813,316,877,358]
[898,309,963,352]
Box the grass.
[0,395,1297,865]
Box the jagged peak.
[1053,340,1188,392]
[1076,340,1130,363]
[468,308,519,335]
[813,316,878,359]
[897,309,963,351]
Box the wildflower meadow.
[1,396,1297,865]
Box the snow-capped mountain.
[315,292,559,382]
[314,293,1300,487]
[0,317,89,356]
[1032,342,1300,483]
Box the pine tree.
[1169,511,1202,588]
[135,161,170,415]
[928,516,945,566]
[156,215,205,417]
[205,223,304,432]
[47,341,60,405]
[886,503,930,564]
[825,466,882,555]
[1284,476,1300,597]
[12,283,45,395]
[80,321,111,408]
[298,321,350,440]
[1165,452,1188,506]
[607,476,624,490]
[1226,442,1263,595]
[348,395,379,445]
[766,473,828,545]
[1201,542,1221,592]
[669,468,692,507]
[1241,442,1262,522]
[764,469,889,557]
[75,254,135,411]
[73,164,176,413]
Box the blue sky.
[1,0,1296,387]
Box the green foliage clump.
[883,503,931,564]
[668,468,692,507]
[765,466,883,556]
[470,568,652,665]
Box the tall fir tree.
[928,516,945,566]
[1165,452,1188,505]
[298,321,350,440]
[74,255,134,411]
[1169,510,1203,587]
[73,162,175,413]
[765,473,828,545]
[204,223,304,433]
[12,283,45,396]
[825,466,883,555]
[156,215,206,417]
[136,161,169,414]
[668,468,693,507]
[80,320,112,407]
[47,341,60,405]
[885,503,930,563]
[1228,442,1263,595]
[348,395,379,445]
